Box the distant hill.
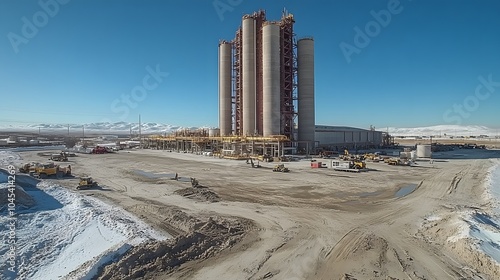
[0,122,203,134]
[0,123,498,137]
[387,125,499,137]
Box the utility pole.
[139,114,142,149]
[67,124,70,136]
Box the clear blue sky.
[1,0,499,129]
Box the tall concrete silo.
[297,38,315,151]
[262,23,280,137]
[242,17,256,136]
[218,41,232,136]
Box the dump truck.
[31,163,71,179]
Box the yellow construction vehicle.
[386,158,400,165]
[77,177,98,190]
[351,160,366,169]
[273,164,289,172]
[31,163,71,179]
[257,154,273,162]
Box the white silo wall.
[242,17,256,136]
[262,23,281,137]
[297,38,315,149]
[218,42,232,136]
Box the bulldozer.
[350,160,366,169]
[273,164,289,172]
[77,177,98,190]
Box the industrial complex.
[145,10,386,157]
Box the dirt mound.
[94,212,250,280]
[0,184,36,210]
[174,187,221,202]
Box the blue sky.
[1,0,499,129]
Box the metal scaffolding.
[226,9,298,141]
[280,11,296,141]
[233,28,242,135]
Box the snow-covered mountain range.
[0,122,204,134]
[0,122,498,137]
[387,125,499,137]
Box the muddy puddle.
[395,184,417,198]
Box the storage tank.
[209,128,220,137]
[416,145,432,158]
[262,22,280,137]
[410,151,417,161]
[242,16,256,136]
[8,135,18,142]
[218,41,232,136]
[297,38,315,151]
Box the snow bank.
[447,159,500,264]
[0,181,169,280]
[0,151,21,168]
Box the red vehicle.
[92,146,108,154]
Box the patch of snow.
[425,215,441,222]
[0,178,169,280]
[446,216,470,243]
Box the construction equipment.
[77,177,98,190]
[385,158,414,166]
[246,158,261,168]
[50,152,68,162]
[19,162,38,173]
[92,146,113,154]
[257,154,273,162]
[272,164,289,172]
[364,154,381,163]
[30,163,71,179]
[351,160,366,169]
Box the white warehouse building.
[314,125,383,150]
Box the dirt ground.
[17,147,500,280]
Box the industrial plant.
[146,10,387,157]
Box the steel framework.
[279,11,295,141]
[232,28,242,135]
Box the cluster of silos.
[218,10,315,147]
